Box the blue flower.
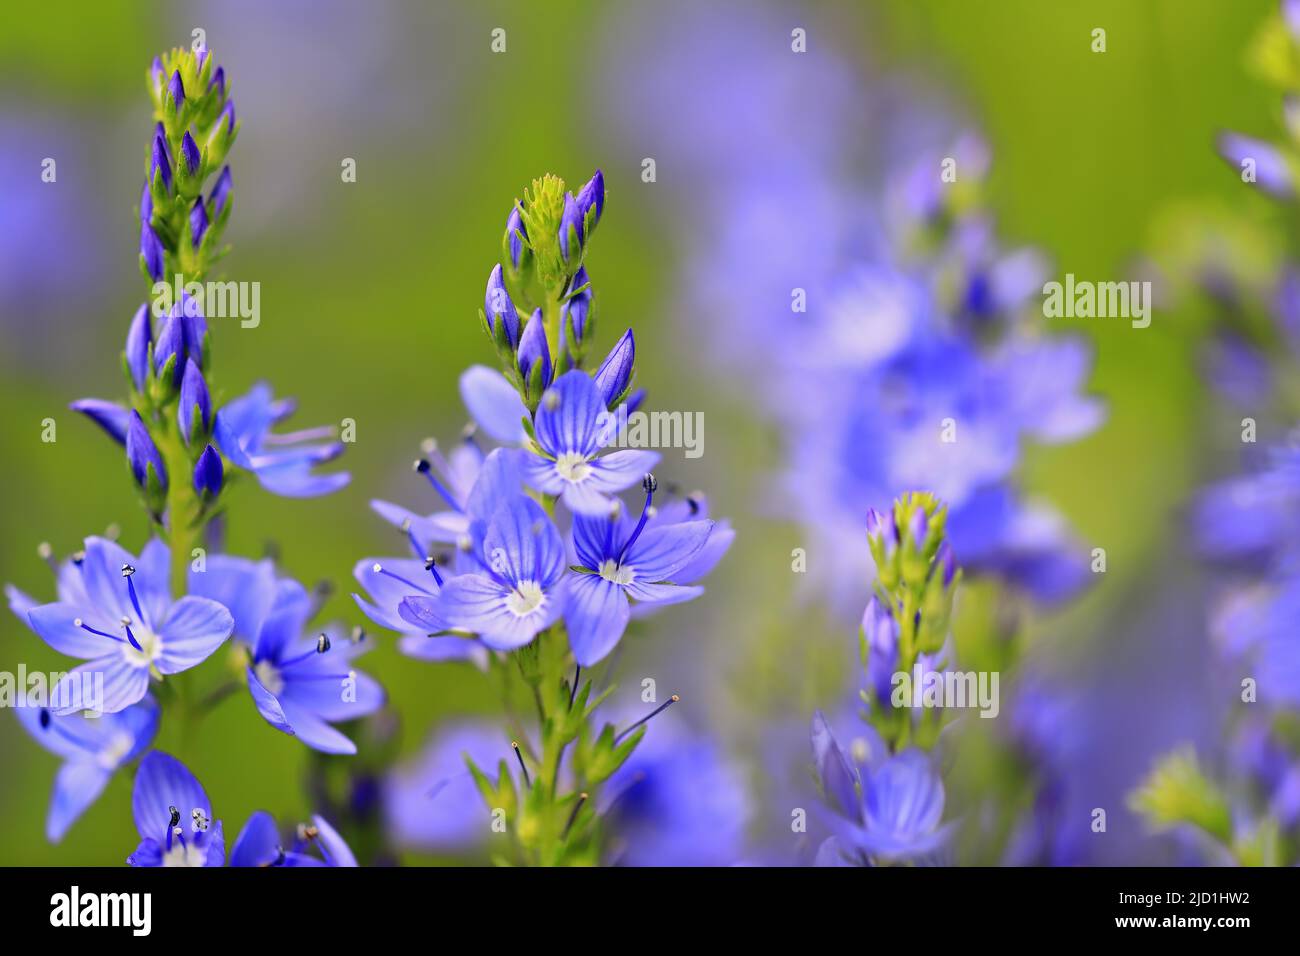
[178,359,211,445]
[230,811,357,867]
[139,223,164,282]
[188,555,384,753]
[193,443,223,499]
[810,711,950,865]
[384,721,510,852]
[521,370,658,515]
[484,263,520,349]
[565,476,714,666]
[592,329,634,409]
[127,751,225,867]
[215,382,349,497]
[602,711,749,866]
[517,308,553,391]
[21,537,234,714]
[15,696,159,842]
[412,494,566,650]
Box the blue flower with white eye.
[403,494,566,651]
[15,696,159,842]
[565,475,714,666]
[214,382,349,497]
[521,370,658,515]
[126,751,225,867]
[627,489,734,620]
[230,811,357,867]
[188,555,384,754]
[810,711,950,865]
[16,537,233,715]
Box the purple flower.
[521,370,658,515]
[561,266,592,351]
[230,811,357,867]
[409,494,566,650]
[16,696,159,842]
[566,476,714,666]
[127,752,225,867]
[150,133,172,192]
[504,204,528,270]
[22,537,233,714]
[214,383,349,497]
[188,556,384,754]
[1217,133,1294,198]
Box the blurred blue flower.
[15,696,159,843]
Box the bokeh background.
[0,0,1282,864]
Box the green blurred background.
[0,0,1280,864]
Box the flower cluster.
[7,46,361,863]
[810,493,959,866]
[353,169,733,865]
[1130,1,1300,866]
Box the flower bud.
[125,303,152,392]
[153,314,186,387]
[194,444,223,499]
[558,191,584,266]
[179,359,212,445]
[140,223,165,283]
[166,70,185,114]
[126,410,168,506]
[575,168,605,233]
[861,596,900,709]
[503,204,529,271]
[593,329,635,410]
[517,308,553,395]
[561,266,593,352]
[209,166,232,217]
[70,399,130,446]
[150,133,173,193]
[189,197,209,248]
[484,263,520,349]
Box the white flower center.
[120,623,163,669]
[597,559,634,586]
[254,659,285,696]
[162,839,209,867]
[554,451,592,484]
[505,581,545,617]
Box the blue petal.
[586,450,661,492]
[50,654,151,715]
[564,573,630,667]
[131,751,211,843]
[27,603,118,658]
[533,370,603,457]
[47,761,111,843]
[187,554,277,645]
[246,667,294,736]
[624,519,714,582]
[311,814,358,867]
[230,809,280,867]
[70,399,131,446]
[278,699,357,754]
[459,365,527,444]
[483,496,566,589]
[811,711,860,822]
[157,596,233,674]
[253,577,313,664]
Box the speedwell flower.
[188,555,384,754]
[22,537,233,714]
[215,382,349,497]
[522,370,658,515]
[566,475,714,666]
[230,811,357,867]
